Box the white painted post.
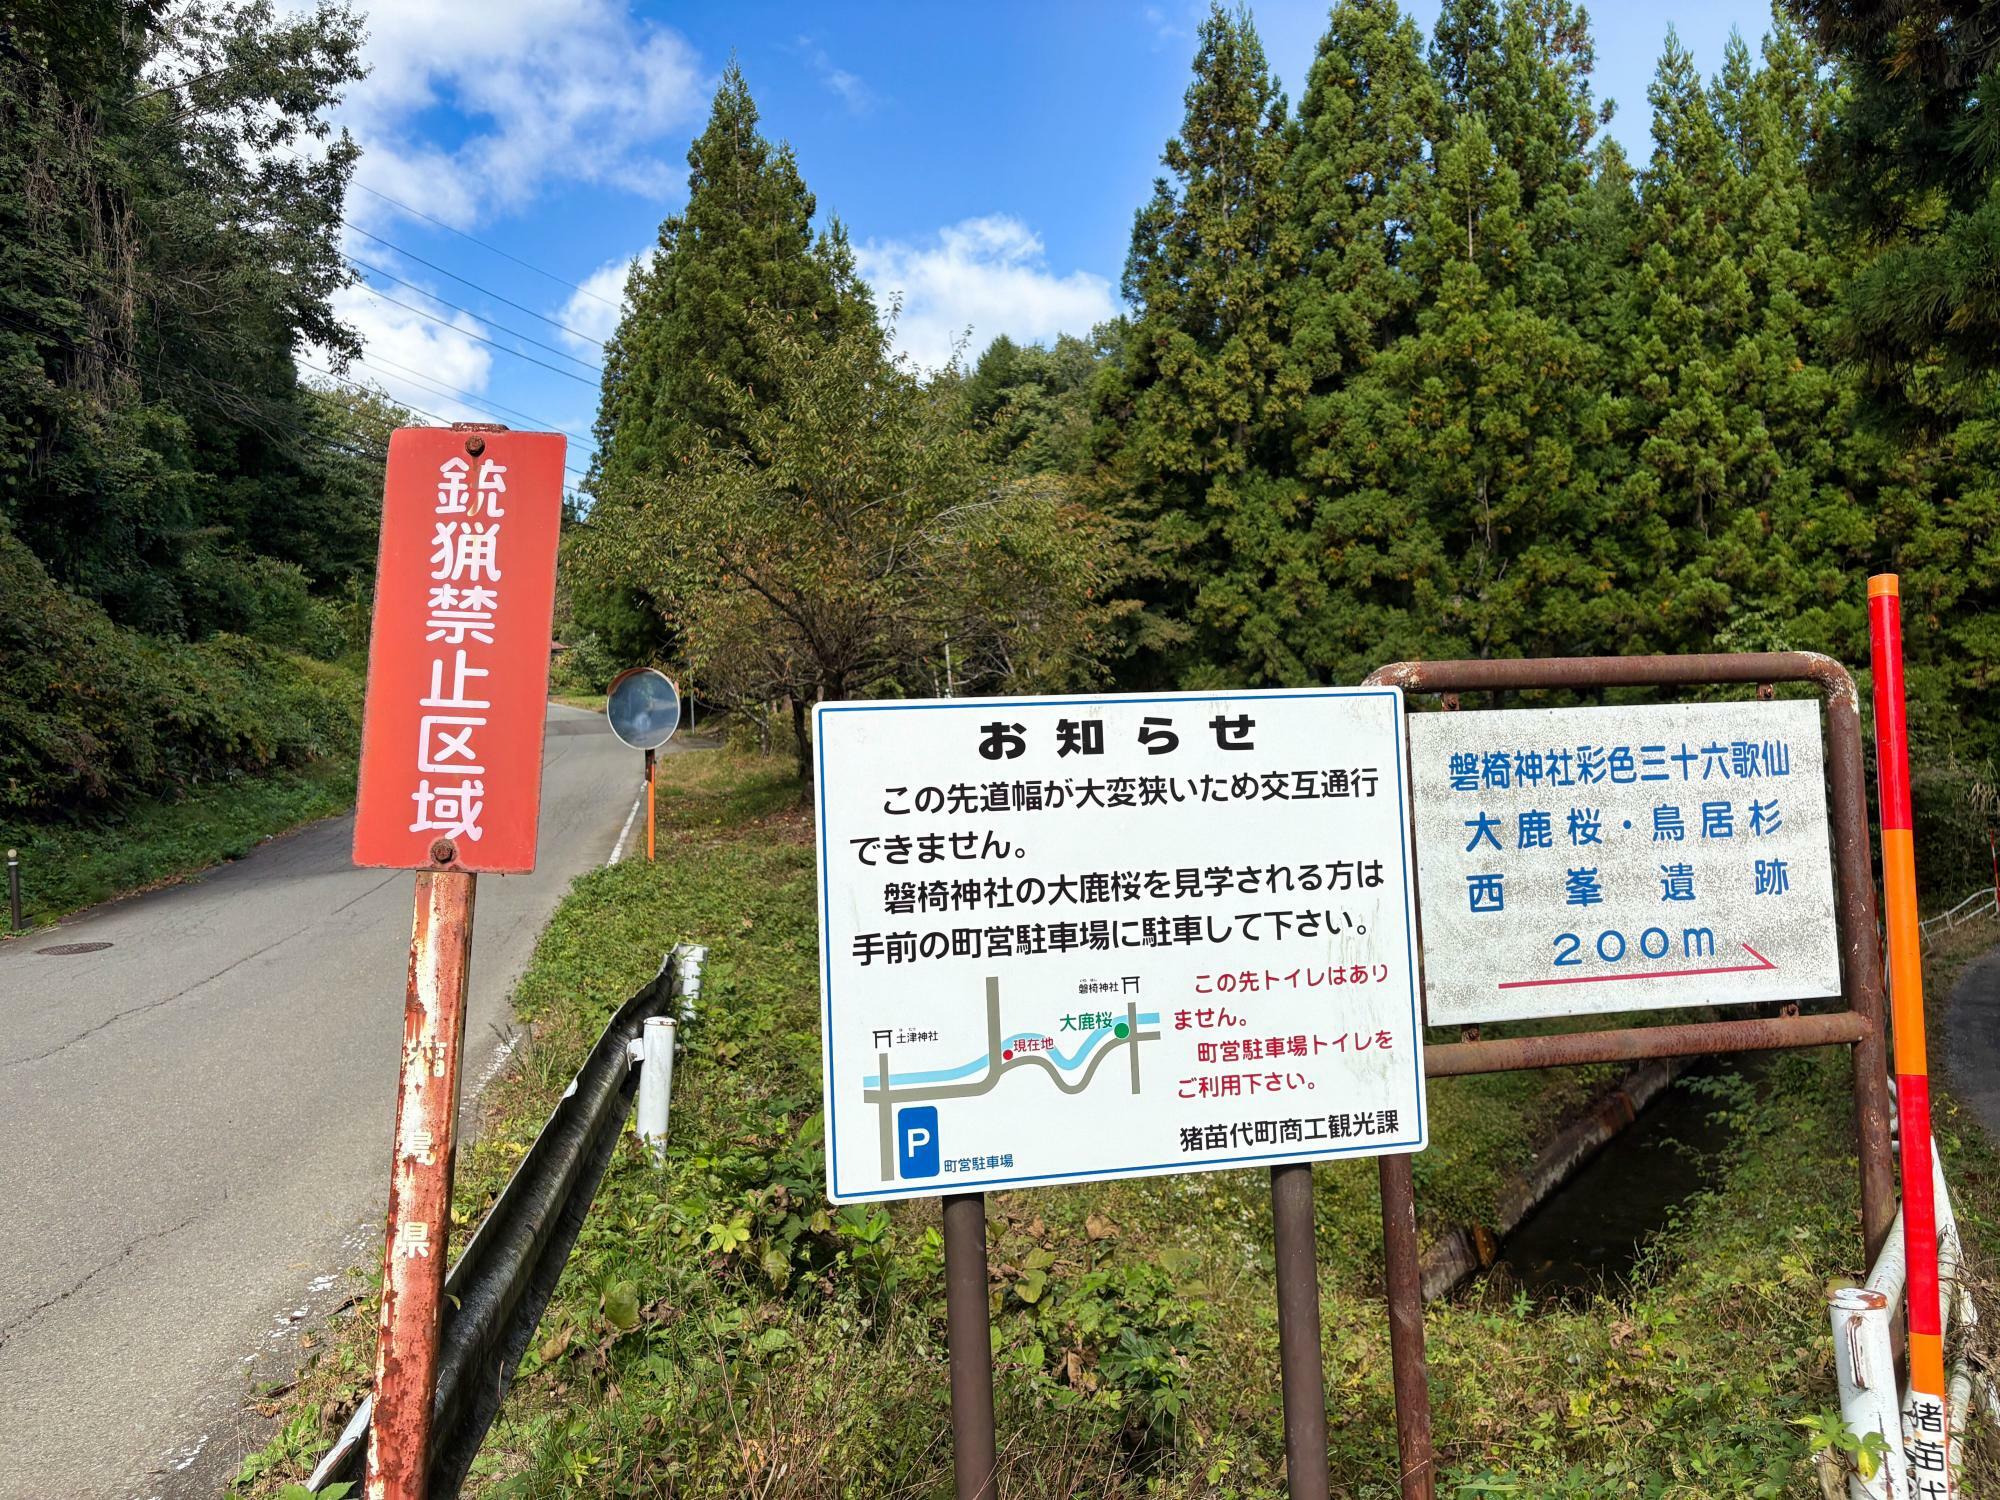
[635,1015,676,1166]
[1828,1284,1908,1499]
[676,948,703,1024]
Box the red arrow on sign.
[1497,942,1776,991]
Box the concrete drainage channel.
[1419,1057,1719,1303]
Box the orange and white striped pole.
[1868,573,1951,1483]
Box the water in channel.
[1482,1062,1744,1304]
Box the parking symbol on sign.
[897,1106,939,1179]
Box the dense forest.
[2,0,1995,893]
[0,0,386,822]
[576,0,2000,887]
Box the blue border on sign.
[814,689,1426,1203]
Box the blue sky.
[297,1,1788,483]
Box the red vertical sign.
[353,427,566,873]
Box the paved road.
[0,705,645,1499]
[1948,938,2000,1145]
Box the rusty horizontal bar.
[1424,1009,1871,1077]
[1367,650,1860,705]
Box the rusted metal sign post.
[353,424,566,1500]
[1364,652,1895,1498]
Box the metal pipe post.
[1822,660,1898,1263]
[942,1192,997,1500]
[366,858,477,1500]
[1379,1153,1435,1500]
[1271,1164,1330,1500]
[1828,1286,1907,1498]
[6,848,18,932]
[644,747,657,864]
[635,1015,675,1166]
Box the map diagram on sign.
[862,977,1162,1179]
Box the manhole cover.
[37,941,112,956]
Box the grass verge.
[240,749,2000,1499]
[2,755,357,930]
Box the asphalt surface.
[1948,936,2000,1147]
[0,704,647,1499]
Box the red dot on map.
[1003,1049,1014,1061]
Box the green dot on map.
[1114,1023,1129,1038]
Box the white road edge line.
[608,786,644,865]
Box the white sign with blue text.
[814,688,1426,1204]
[1409,698,1841,1026]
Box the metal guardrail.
[307,943,706,1496]
[1919,886,2000,949]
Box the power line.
[345,357,539,434]
[349,357,596,467]
[351,353,593,447]
[342,226,608,348]
[299,359,591,484]
[351,284,602,388]
[300,359,447,425]
[269,142,627,313]
[346,262,602,375]
[344,176,624,310]
[0,282,596,485]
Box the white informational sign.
[814,688,1427,1203]
[1409,698,1841,1026]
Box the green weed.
[240,751,2000,1499]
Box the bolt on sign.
[353,428,566,872]
[814,688,1426,1203]
[1409,699,1841,1026]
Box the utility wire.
[343,226,607,348]
[347,357,597,469]
[344,176,623,310]
[0,235,599,489]
[351,352,593,447]
[269,141,625,313]
[298,359,591,484]
[350,284,601,389]
[346,263,602,375]
[298,359,449,426]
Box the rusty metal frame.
[1360,652,1897,1499]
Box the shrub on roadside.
[0,525,359,816]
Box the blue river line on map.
[864,1014,1164,1088]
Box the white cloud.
[556,251,653,353]
[286,0,704,229]
[793,35,876,115]
[1143,4,1193,47]
[854,216,1118,372]
[301,282,495,423]
[823,66,873,114]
